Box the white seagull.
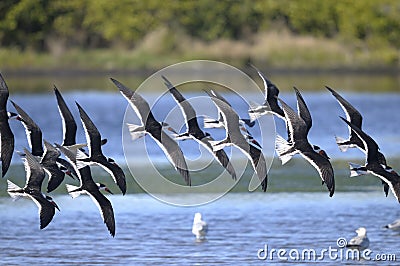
[346,227,369,250]
[192,212,208,241]
[384,219,400,230]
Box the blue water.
[0,192,399,265]
[2,90,400,265]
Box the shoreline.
[2,65,400,78]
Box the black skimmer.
[326,86,387,164]
[56,144,115,237]
[41,140,68,192]
[162,76,236,180]
[75,102,126,195]
[11,101,44,156]
[248,64,284,121]
[275,97,335,196]
[206,89,268,191]
[327,86,390,195]
[340,117,400,202]
[111,77,191,186]
[54,86,89,179]
[203,89,255,129]
[346,227,369,250]
[0,72,16,177]
[7,148,60,229]
[11,101,71,192]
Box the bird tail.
[65,184,82,199]
[275,134,294,165]
[203,116,220,129]
[335,136,350,152]
[248,101,265,122]
[126,123,146,141]
[66,143,87,150]
[209,139,228,151]
[349,162,367,177]
[7,180,23,201]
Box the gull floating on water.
[384,219,400,230]
[192,212,208,241]
[346,227,369,250]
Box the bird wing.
[162,75,203,136]
[293,87,312,134]
[0,72,9,108]
[0,122,14,177]
[248,145,268,192]
[326,86,363,138]
[300,150,335,197]
[11,101,43,156]
[340,117,379,164]
[76,102,103,158]
[87,188,116,237]
[277,97,308,142]
[54,86,77,146]
[152,130,190,186]
[95,160,127,195]
[23,148,46,191]
[29,192,57,229]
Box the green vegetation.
[0,0,399,71]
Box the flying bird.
[327,86,389,195]
[275,97,335,197]
[41,140,68,192]
[11,101,44,156]
[203,88,255,129]
[340,117,400,202]
[0,72,16,177]
[111,77,191,186]
[326,86,387,163]
[57,144,116,237]
[206,89,268,191]
[75,102,126,195]
[162,75,236,180]
[248,64,285,121]
[7,149,60,229]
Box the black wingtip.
[161,75,174,90]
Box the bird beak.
[16,116,22,121]
[105,188,113,195]
[65,170,72,177]
[52,202,60,211]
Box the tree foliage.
[0,0,399,51]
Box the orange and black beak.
[105,188,113,195]
[52,201,60,211]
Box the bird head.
[356,227,367,236]
[7,111,18,119]
[313,145,330,160]
[107,157,117,166]
[97,183,113,194]
[194,212,202,221]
